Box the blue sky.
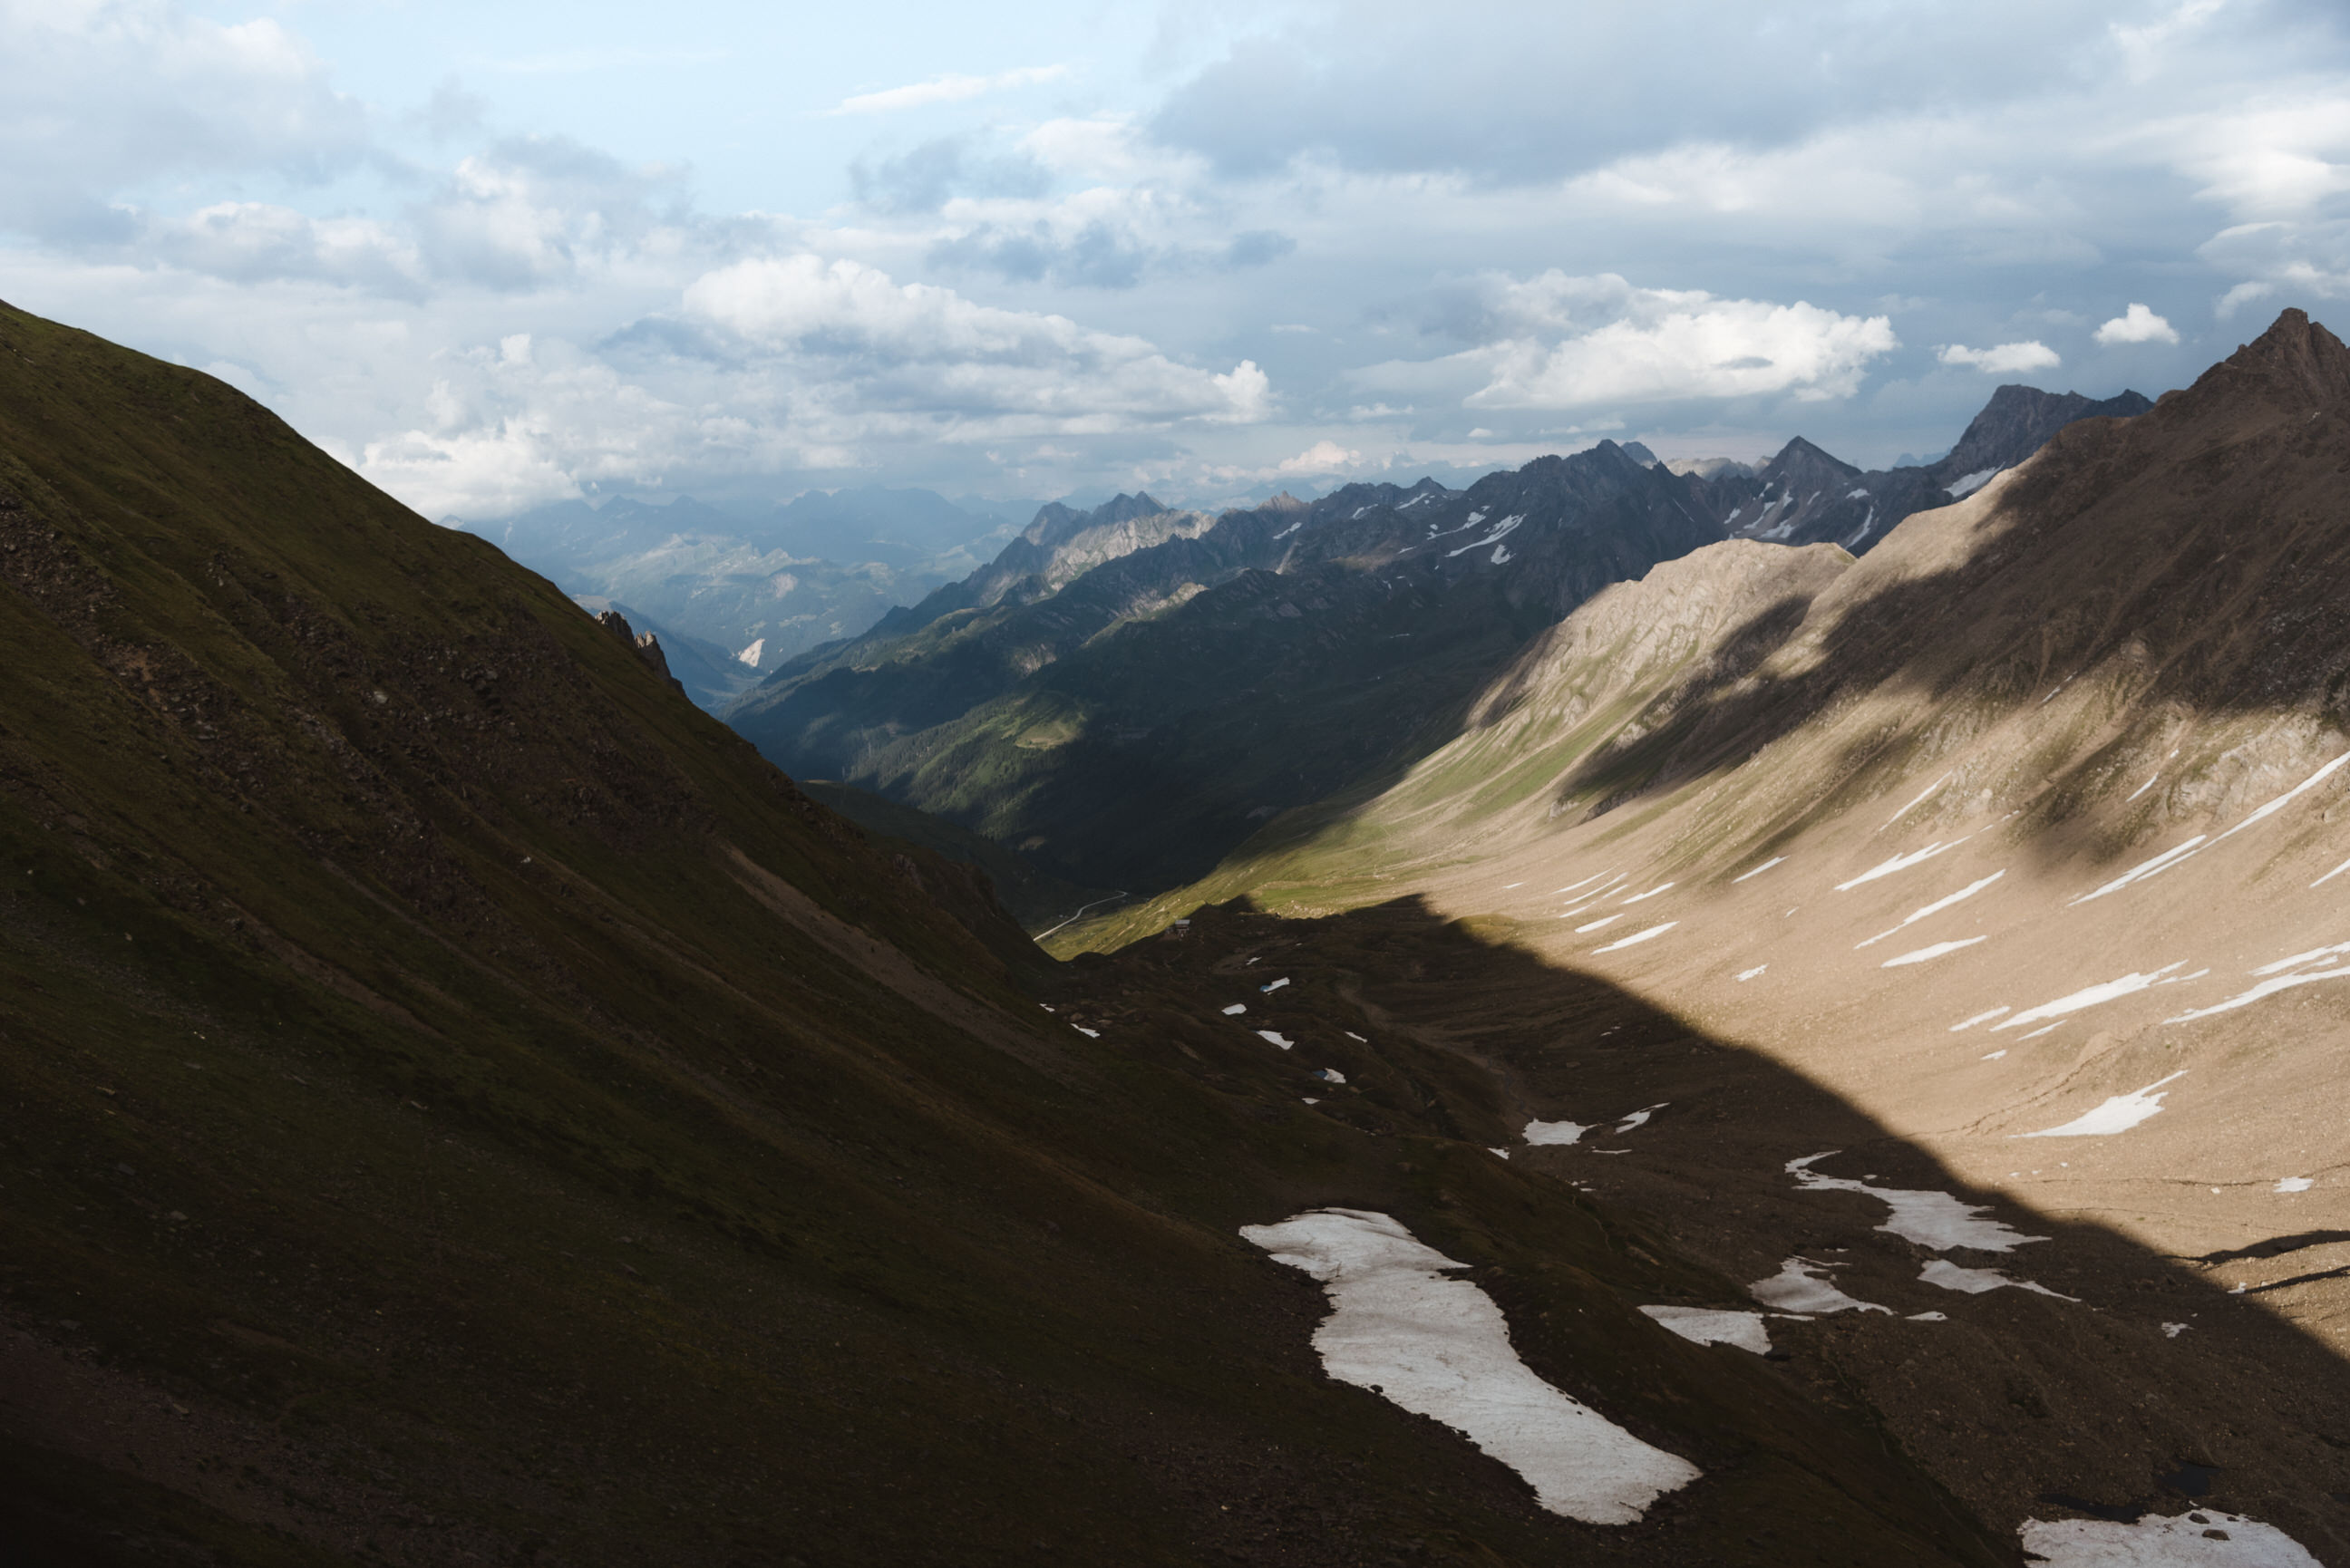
[5,0,2347,518]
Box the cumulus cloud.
[1937,341,2063,373]
[344,254,1274,516]
[1277,440,1360,474]
[0,0,368,241]
[1457,273,1898,409]
[2093,303,2180,344]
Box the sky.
[4,0,2348,520]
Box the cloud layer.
[2,0,2347,517]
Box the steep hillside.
[730,446,1725,892]
[0,300,2109,1567]
[1084,312,2350,1553]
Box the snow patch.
[2018,1072,2187,1137]
[1748,1258,1890,1315]
[1945,467,2001,498]
[1736,965,1768,982]
[2276,1176,2314,1193]
[735,638,765,668]
[1240,1209,1703,1524]
[1639,1306,1771,1354]
[1261,977,1290,992]
[1257,1030,1295,1050]
[1222,1003,1248,1015]
[2016,1510,2320,1566]
[1524,1119,1588,1147]
[1787,1153,2047,1253]
[1616,1104,1665,1133]
[1733,857,1786,883]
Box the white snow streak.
[1736,965,1768,982]
[2314,855,2350,888]
[1620,883,1675,905]
[1993,963,2187,1031]
[2071,837,2207,905]
[1261,977,1291,992]
[1949,1007,2012,1031]
[1576,915,1621,933]
[1879,774,1951,831]
[1733,857,1785,883]
[2127,772,2161,803]
[1882,936,1987,967]
[1836,838,1968,891]
[1240,1209,1702,1524]
[2166,956,2350,1022]
[1856,871,2005,947]
[1594,922,1676,953]
[2018,1072,2187,1137]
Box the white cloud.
[2093,303,2180,344]
[1937,340,2062,373]
[1277,440,1360,473]
[1460,273,1898,409]
[682,254,1267,422]
[826,64,1070,117]
[0,1,368,240]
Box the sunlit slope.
[0,301,2019,1566]
[1089,307,2350,1373]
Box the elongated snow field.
[1240,1210,1701,1524]
[2016,1510,2320,1565]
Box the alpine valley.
[3,293,2348,1568]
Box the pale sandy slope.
[1119,310,2350,1371]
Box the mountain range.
[3,293,2345,1567]
[725,382,2152,904]
[452,486,1024,709]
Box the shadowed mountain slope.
[0,300,2120,1566]
[728,447,1725,892]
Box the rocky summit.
[2,296,2347,1568]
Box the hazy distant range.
[449,488,1046,711]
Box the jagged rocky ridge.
[728,383,2149,899]
[728,445,1726,893]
